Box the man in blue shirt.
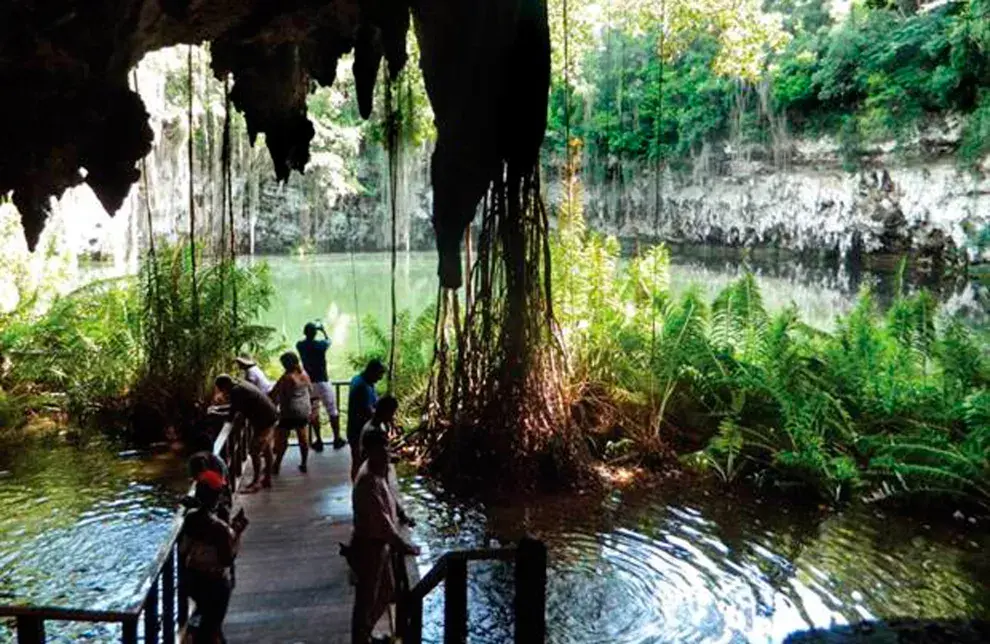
[347,358,386,480]
[297,322,345,451]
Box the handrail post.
[177,554,189,630]
[514,538,547,643]
[162,547,176,644]
[122,617,138,644]
[144,576,160,644]
[444,557,468,644]
[15,616,44,644]
[404,596,424,644]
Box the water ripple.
[399,478,990,643]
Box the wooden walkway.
[224,446,357,644]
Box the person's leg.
[197,576,231,643]
[273,427,289,475]
[311,383,328,451]
[349,439,361,481]
[352,577,377,644]
[308,402,324,453]
[323,383,346,449]
[259,425,275,488]
[295,422,309,472]
[245,423,262,490]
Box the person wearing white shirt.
[235,356,273,394]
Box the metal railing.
[308,379,350,445]
[0,377,351,643]
[397,538,548,644]
[0,420,249,644]
[2,381,549,643]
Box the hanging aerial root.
[423,165,592,495]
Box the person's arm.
[372,481,419,555]
[211,513,243,565]
[269,374,287,404]
[386,465,415,527]
[363,384,376,420]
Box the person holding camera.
[297,321,345,452]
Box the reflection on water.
[1,443,986,642]
[10,251,987,642]
[0,440,187,641]
[399,478,990,643]
[253,253,439,376]
[255,252,988,379]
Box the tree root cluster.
[418,168,591,495]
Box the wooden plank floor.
[225,445,356,644]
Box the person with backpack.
[179,473,248,643]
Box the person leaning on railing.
[214,374,279,492]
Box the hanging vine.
[649,1,665,433]
[385,69,400,392]
[132,67,164,347]
[221,73,239,329]
[225,76,238,324]
[187,45,200,328]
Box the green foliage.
[134,245,275,431]
[959,91,990,167]
[0,245,274,438]
[348,305,437,430]
[546,183,990,506]
[548,0,990,170]
[0,278,142,424]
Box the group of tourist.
[177,321,419,644]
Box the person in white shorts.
[296,322,345,451]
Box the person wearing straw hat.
[235,355,273,395]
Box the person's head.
[234,356,256,372]
[303,322,318,340]
[280,351,302,373]
[194,471,224,510]
[215,374,234,394]
[374,395,399,423]
[361,427,389,471]
[190,432,215,455]
[189,453,210,479]
[363,358,387,384]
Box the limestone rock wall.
[572,138,990,264]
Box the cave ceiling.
[0,0,550,287]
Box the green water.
[0,439,187,641]
[3,251,988,642]
[252,251,988,381]
[252,252,439,378]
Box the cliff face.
[576,135,990,264]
